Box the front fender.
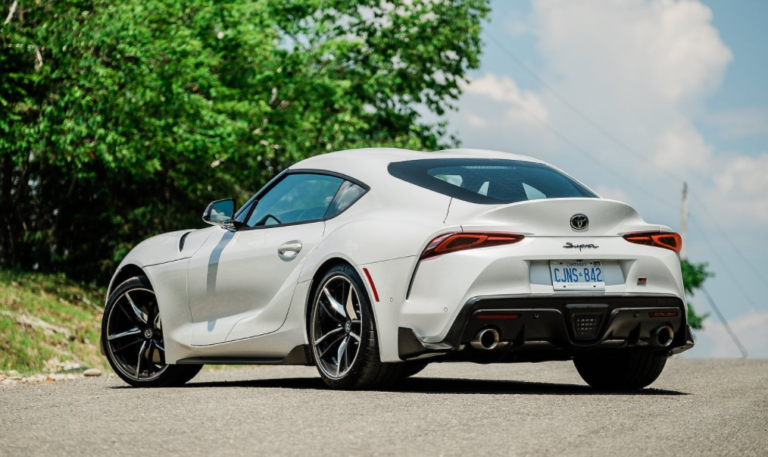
[106,227,216,299]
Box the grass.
[0,270,110,376]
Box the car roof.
[289,148,595,212]
[290,148,548,185]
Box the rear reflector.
[362,268,379,302]
[421,232,524,260]
[477,314,520,320]
[623,231,682,253]
[649,311,679,318]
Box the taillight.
[420,232,524,260]
[623,231,682,253]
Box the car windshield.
[388,158,597,204]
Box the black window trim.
[387,158,597,205]
[237,168,370,231]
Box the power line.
[689,216,765,313]
[486,32,768,297]
[487,32,683,184]
[701,286,748,358]
[689,192,768,285]
[499,90,680,211]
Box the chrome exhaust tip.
[470,328,500,350]
[652,326,675,348]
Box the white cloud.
[531,0,731,172]
[654,121,713,172]
[466,113,488,128]
[460,74,549,124]
[705,108,768,138]
[449,0,768,233]
[454,0,733,173]
[714,153,768,222]
[533,0,731,101]
[593,185,631,203]
[450,0,768,225]
[697,311,768,358]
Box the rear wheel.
[574,351,668,391]
[310,264,406,389]
[102,276,202,387]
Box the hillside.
[0,271,110,376]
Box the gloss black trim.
[236,168,370,232]
[398,294,693,361]
[388,158,597,205]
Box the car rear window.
[388,158,597,204]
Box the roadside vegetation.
[0,270,109,376]
[681,260,712,330]
[0,0,490,284]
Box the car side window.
[325,181,366,219]
[246,174,343,228]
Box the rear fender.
[298,218,460,283]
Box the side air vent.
[179,231,191,252]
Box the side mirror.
[203,198,236,227]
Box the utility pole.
[680,182,688,260]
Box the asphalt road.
[1,359,766,457]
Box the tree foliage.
[0,0,490,282]
[681,259,712,330]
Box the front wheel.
[102,275,202,387]
[574,351,668,391]
[309,264,407,389]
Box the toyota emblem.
[570,214,589,231]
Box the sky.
[437,0,768,358]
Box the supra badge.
[563,242,599,251]
[570,214,589,231]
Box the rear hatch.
[442,197,677,294]
[389,156,679,294]
[445,197,667,236]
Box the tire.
[402,362,429,379]
[102,275,202,388]
[574,351,668,391]
[309,264,407,390]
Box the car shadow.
[177,376,688,396]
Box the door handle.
[277,240,303,260]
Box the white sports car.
[102,148,693,390]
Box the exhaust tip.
[653,326,675,347]
[471,328,500,350]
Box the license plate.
[550,261,606,291]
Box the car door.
[186,172,345,346]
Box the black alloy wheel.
[102,275,201,387]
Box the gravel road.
[1,359,766,457]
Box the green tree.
[681,259,712,330]
[0,0,490,282]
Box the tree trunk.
[0,154,14,265]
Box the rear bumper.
[398,294,695,361]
